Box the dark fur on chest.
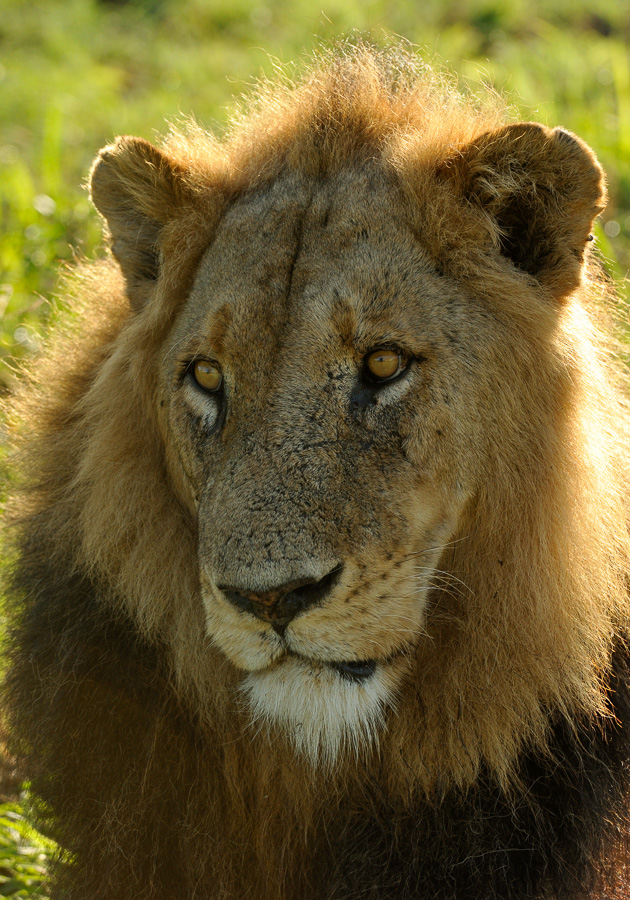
[309,653,630,899]
[4,554,630,899]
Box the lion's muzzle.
[218,564,342,634]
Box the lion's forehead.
[178,169,448,376]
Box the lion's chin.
[240,653,404,766]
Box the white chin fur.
[241,655,400,766]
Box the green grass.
[1,0,629,887]
[0,803,51,898]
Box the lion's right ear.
[438,123,606,301]
[90,137,193,310]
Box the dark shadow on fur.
[5,536,630,899]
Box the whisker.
[406,569,472,601]
[401,535,471,561]
[414,566,475,597]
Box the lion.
[3,45,630,900]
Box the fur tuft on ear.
[440,123,606,299]
[90,137,192,309]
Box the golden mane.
[3,43,630,899]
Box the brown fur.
[3,44,630,899]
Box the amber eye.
[192,360,223,392]
[364,348,408,383]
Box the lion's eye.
[364,348,408,383]
[192,360,223,392]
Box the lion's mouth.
[281,652,382,683]
[279,644,407,684]
[329,659,377,682]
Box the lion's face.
[161,168,481,760]
[77,54,616,783]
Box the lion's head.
[14,48,629,791]
[158,165,475,762]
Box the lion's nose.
[218,566,342,634]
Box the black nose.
[218,565,342,633]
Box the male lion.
[3,46,630,900]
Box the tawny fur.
[3,44,630,899]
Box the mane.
[4,44,630,802]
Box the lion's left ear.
[90,137,194,310]
[441,123,606,300]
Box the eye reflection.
[193,360,223,392]
[365,349,408,382]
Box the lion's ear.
[441,123,606,300]
[90,137,192,309]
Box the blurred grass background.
[0,0,629,894]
